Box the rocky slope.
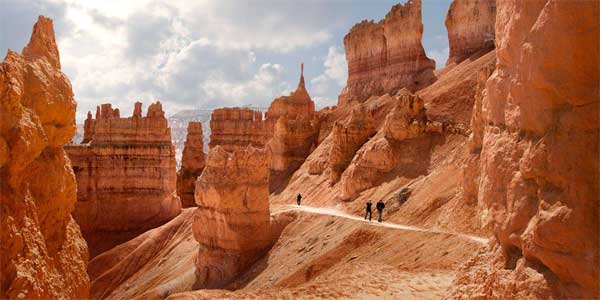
[0,16,89,299]
[338,0,435,105]
[176,122,205,208]
[445,0,496,66]
[448,1,599,299]
[65,101,181,258]
[193,146,272,288]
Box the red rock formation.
[328,104,376,184]
[65,101,181,258]
[266,64,319,192]
[449,1,599,299]
[176,122,205,208]
[445,0,496,66]
[0,16,89,299]
[208,107,269,152]
[339,92,432,200]
[193,146,272,288]
[338,0,435,105]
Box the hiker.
[376,200,385,222]
[364,200,373,221]
[297,193,302,206]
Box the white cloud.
[310,46,347,104]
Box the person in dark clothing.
[364,200,373,221]
[376,200,385,222]
[297,193,302,206]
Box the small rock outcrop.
[338,0,435,105]
[449,1,599,299]
[176,122,205,207]
[267,64,319,191]
[328,105,376,184]
[65,102,181,258]
[339,93,430,200]
[208,108,269,152]
[445,0,496,65]
[193,146,272,288]
[0,16,89,299]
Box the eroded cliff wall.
[338,0,435,105]
[66,101,181,258]
[0,16,89,299]
[445,0,496,66]
[449,1,599,299]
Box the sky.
[0,0,452,123]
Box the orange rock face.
[176,122,205,207]
[328,105,376,184]
[193,146,272,288]
[208,107,269,152]
[65,101,181,258]
[338,0,435,105]
[445,0,496,66]
[266,64,319,192]
[0,16,89,299]
[449,1,599,299]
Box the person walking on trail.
[364,200,373,221]
[297,193,302,206]
[376,200,385,223]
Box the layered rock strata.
[445,0,496,65]
[0,16,89,299]
[450,1,599,299]
[328,104,376,184]
[66,102,181,258]
[193,146,272,288]
[176,122,205,207]
[208,107,269,152]
[338,0,435,105]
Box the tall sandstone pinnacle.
[208,107,269,152]
[445,0,496,66]
[0,16,89,299]
[65,101,181,258]
[192,146,272,288]
[338,0,435,105]
[176,122,206,208]
[448,1,599,299]
[267,64,319,192]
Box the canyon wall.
[66,101,181,258]
[176,122,205,207]
[193,146,272,288]
[0,16,89,299]
[445,0,496,66]
[449,1,599,299]
[338,0,435,105]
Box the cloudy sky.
[1,0,451,122]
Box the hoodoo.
[193,146,272,288]
[66,101,181,258]
[338,0,435,105]
[267,64,320,192]
[0,16,89,299]
[176,122,206,208]
[445,0,496,66]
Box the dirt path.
[274,204,488,244]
